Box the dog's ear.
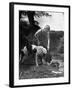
[33,48,37,53]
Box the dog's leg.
[47,62,50,66]
[21,56,25,63]
[19,53,24,63]
[42,58,46,65]
[21,55,27,63]
[35,53,38,67]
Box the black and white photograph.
[19,10,64,79]
[9,2,70,87]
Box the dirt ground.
[19,58,64,79]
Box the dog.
[20,43,48,67]
[32,44,47,67]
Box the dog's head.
[32,48,37,53]
[31,44,37,54]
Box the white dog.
[32,45,47,67]
[20,44,47,66]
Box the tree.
[19,11,52,55]
[19,11,52,26]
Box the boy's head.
[44,25,50,32]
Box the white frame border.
[14,4,69,86]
